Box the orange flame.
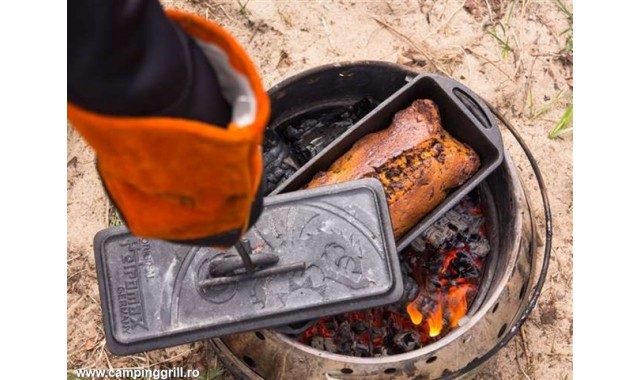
[406,277,474,338]
[406,301,423,325]
[406,290,444,337]
[426,300,443,337]
[447,285,471,328]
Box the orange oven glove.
[67,10,270,246]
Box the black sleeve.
[68,0,231,127]
[69,0,264,247]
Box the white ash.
[423,203,486,247]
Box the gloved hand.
[68,8,270,247]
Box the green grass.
[528,90,564,120]
[198,368,226,380]
[236,0,250,16]
[108,205,123,226]
[548,103,573,139]
[487,25,513,59]
[547,0,572,139]
[554,0,573,54]
[487,1,517,60]
[555,0,572,22]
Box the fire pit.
[210,62,551,379]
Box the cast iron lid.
[94,179,403,355]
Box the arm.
[68,1,269,247]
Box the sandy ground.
[67,0,572,378]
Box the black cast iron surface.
[274,73,505,250]
[94,179,403,355]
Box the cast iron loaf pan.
[272,73,504,250]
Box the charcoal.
[263,97,378,191]
[324,320,337,332]
[282,119,317,141]
[287,119,351,164]
[338,321,352,340]
[425,253,444,274]
[411,238,427,252]
[467,233,481,242]
[310,336,337,353]
[424,221,458,247]
[445,208,473,232]
[325,338,338,353]
[400,260,412,276]
[393,330,421,352]
[280,97,378,165]
[403,275,419,303]
[445,251,480,280]
[263,129,299,193]
[413,290,440,316]
[310,336,324,350]
[309,336,330,350]
[324,320,337,331]
[336,341,351,354]
[467,216,485,235]
[373,326,388,340]
[388,263,419,313]
[348,96,377,119]
[423,204,485,247]
[352,320,367,334]
[469,239,490,258]
[354,343,371,357]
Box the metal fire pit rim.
[267,60,418,97]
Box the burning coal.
[295,194,489,357]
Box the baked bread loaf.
[307,99,480,238]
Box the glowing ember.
[405,247,480,336]
[406,289,444,337]
[296,194,489,356]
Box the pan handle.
[428,74,504,155]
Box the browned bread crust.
[307,99,480,238]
